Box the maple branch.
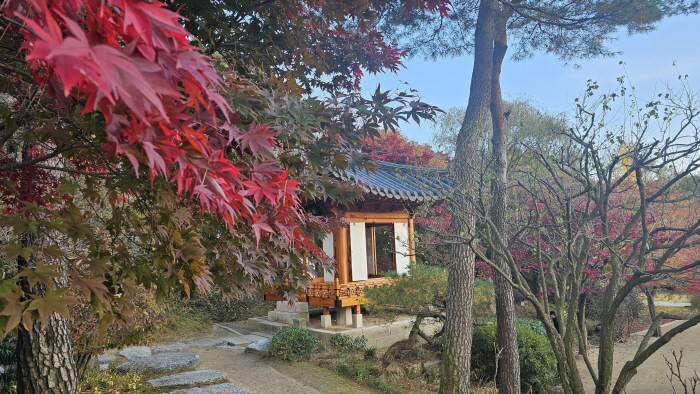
[0,145,90,171]
[220,40,274,48]
[31,165,113,178]
[245,0,280,11]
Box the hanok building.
[266,160,452,329]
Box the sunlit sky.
[360,14,700,145]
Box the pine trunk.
[489,20,521,394]
[16,232,78,394]
[439,0,497,391]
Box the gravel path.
[577,321,700,393]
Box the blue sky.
[360,14,700,145]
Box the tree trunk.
[643,288,661,337]
[16,232,78,394]
[439,0,497,394]
[489,16,520,394]
[577,294,588,356]
[439,0,497,391]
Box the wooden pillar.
[353,305,361,314]
[336,227,349,284]
[323,307,330,315]
[408,217,416,263]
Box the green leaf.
[17,263,62,289]
[1,242,34,260]
[26,287,78,324]
[57,179,79,196]
[0,292,26,337]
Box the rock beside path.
[244,338,270,354]
[97,353,116,370]
[154,342,190,353]
[148,369,225,388]
[166,383,248,394]
[116,352,199,374]
[118,346,151,360]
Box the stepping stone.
[118,346,151,360]
[116,352,199,374]
[250,331,274,339]
[166,383,248,394]
[149,370,226,388]
[244,338,270,354]
[154,342,190,353]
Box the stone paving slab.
[192,338,229,347]
[118,346,151,360]
[193,337,252,347]
[154,342,190,353]
[149,369,226,388]
[250,331,274,339]
[222,337,251,345]
[116,352,199,374]
[239,334,267,343]
[166,383,248,394]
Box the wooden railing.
[305,277,394,299]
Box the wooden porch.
[264,277,394,308]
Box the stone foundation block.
[337,307,352,326]
[320,314,332,328]
[352,314,362,328]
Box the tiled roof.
[335,161,453,202]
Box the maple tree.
[0,0,446,391]
[464,80,700,394]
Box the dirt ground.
[577,320,700,394]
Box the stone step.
[166,383,248,394]
[116,353,199,374]
[268,310,309,324]
[274,301,309,313]
[258,320,289,335]
[149,370,226,388]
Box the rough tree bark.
[643,288,661,337]
[577,294,589,356]
[439,0,497,391]
[16,232,78,394]
[488,12,521,394]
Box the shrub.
[335,357,402,393]
[0,337,15,394]
[690,294,700,310]
[472,320,558,393]
[364,347,378,361]
[180,291,273,322]
[269,326,319,361]
[330,333,367,352]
